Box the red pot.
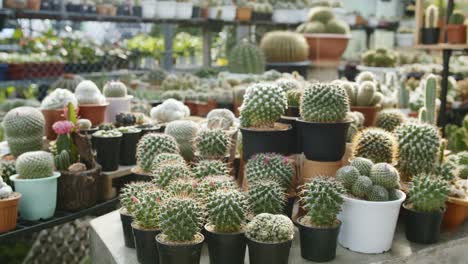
[446,24,467,44]
[304,34,350,63]
[42,108,66,140]
[350,106,380,127]
[78,103,109,126]
[443,198,468,231]
[0,193,21,233]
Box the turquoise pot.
[10,172,61,221]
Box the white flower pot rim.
[342,190,406,205]
[105,95,134,100]
[356,65,399,72]
[304,33,352,39]
[10,172,61,182]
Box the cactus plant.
[424,4,439,28]
[16,151,54,179]
[77,119,92,130]
[150,99,190,123]
[115,113,136,127]
[194,129,231,159]
[136,133,180,172]
[3,107,45,157]
[248,180,286,215]
[50,74,84,92]
[336,165,360,189]
[287,89,302,108]
[276,78,303,92]
[368,185,390,201]
[151,153,185,170]
[346,111,364,142]
[361,48,398,68]
[375,110,405,132]
[355,71,376,84]
[407,175,449,212]
[0,159,16,186]
[351,176,373,198]
[192,160,230,179]
[197,175,237,201]
[0,176,12,199]
[369,163,400,189]
[260,31,309,63]
[308,6,334,23]
[166,177,199,198]
[74,80,105,105]
[206,109,235,130]
[132,189,170,229]
[350,157,374,176]
[103,81,128,97]
[146,68,168,85]
[120,181,153,215]
[206,189,248,233]
[352,128,398,164]
[418,74,437,125]
[55,150,71,171]
[228,40,266,74]
[245,153,295,190]
[151,162,193,188]
[245,213,294,243]
[351,81,383,107]
[40,88,78,110]
[449,10,465,24]
[165,120,200,161]
[300,82,349,123]
[325,19,350,34]
[296,21,326,34]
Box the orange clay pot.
[42,109,66,140]
[351,106,380,127]
[78,104,109,126]
[0,193,21,233]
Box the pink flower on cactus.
[131,196,140,204]
[52,121,74,135]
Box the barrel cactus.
[192,160,230,179]
[103,81,128,97]
[369,163,400,189]
[248,180,286,215]
[407,175,449,212]
[245,153,295,190]
[136,133,180,172]
[206,189,248,233]
[300,82,349,122]
[376,110,406,132]
[40,88,78,110]
[206,109,236,130]
[260,31,309,63]
[151,162,193,188]
[16,151,54,179]
[246,213,294,243]
[194,129,231,159]
[74,80,105,105]
[228,40,265,74]
[362,48,398,68]
[151,153,185,170]
[166,177,199,198]
[133,189,170,229]
[197,175,237,201]
[352,128,398,164]
[165,120,200,161]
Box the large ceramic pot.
[304,34,350,63]
[105,96,133,123]
[42,108,66,140]
[78,103,109,126]
[0,192,21,233]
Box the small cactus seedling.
[407,175,449,212]
[206,189,248,233]
[246,213,294,243]
[245,153,295,190]
[352,128,398,164]
[248,180,286,215]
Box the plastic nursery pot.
[156,233,205,264]
[403,204,445,244]
[92,135,122,171]
[443,198,468,231]
[204,224,246,264]
[132,222,161,264]
[0,192,21,233]
[246,237,292,264]
[420,28,440,45]
[285,106,300,118]
[120,131,141,166]
[297,217,341,262]
[78,103,109,126]
[105,96,133,123]
[42,109,66,140]
[119,209,135,248]
[446,24,467,44]
[297,119,351,162]
[240,124,293,161]
[57,165,101,212]
[136,124,163,136]
[350,106,379,127]
[10,172,61,221]
[278,116,300,154]
[79,127,98,136]
[284,196,296,219]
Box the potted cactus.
[165,120,200,161]
[421,4,440,44]
[298,82,351,162]
[103,81,133,123]
[134,133,180,175]
[336,158,405,254]
[192,159,229,179]
[446,10,467,44]
[117,126,142,166]
[245,213,294,264]
[228,40,265,74]
[375,109,406,132]
[358,49,399,82]
[248,180,286,216]
[92,129,122,171]
[404,175,449,244]
[205,189,248,264]
[156,195,205,264]
[74,80,108,126]
[297,177,345,262]
[41,88,78,140]
[194,129,231,161]
[0,176,20,233]
[236,0,252,22]
[150,99,190,124]
[351,128,398,164]
[10,151,61,221]
[155,0,178,19]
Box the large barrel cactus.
[228,40,266,74]
[300,82,349,122]
[260,31,309,63]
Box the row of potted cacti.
[421,4,467,45]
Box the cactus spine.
[151,162,193,188]
[206,190,248,233]
[16,151,54,179]
[419,74,437,125]
[133,189,170,229]
[407,175,448,212]
[194,129,231,160]
[248,180,286,215]
[300,82,349,122]
[245,153,295,190]
[352,128,398,164]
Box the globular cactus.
[355,71,376,84]
[103,81,128,98]
[197,175,237,201]
[246,213,294,243]
[165,120,200,161]
[424,4,439,28]
[206,109,236,130]
[40,88,78,110]
[308,6,334,23]
[74,80,105,105]
[206,190,248,233]
[351,176,373,198]
[136,133,180,172]
[248,180,286,215]
[407,175,449,212]
[239,83,287,128]
[336,165,360,189]
[276,78,303,92]
[16,151,54,179]
[300,177,345,226]
[300,82,349,122]
[228,40,266,74]
[352,128,398,164]
[0,159,16,186]
[245,153,295,190]
[159,195,204,242]
[166,177,199,198]
[192,160,230,179]
[77,119,92,130]
[146,68,168,85]
[375,110,406,132]
[3,107,45,157]
[120,182,153,215]
[361,48,398,68]
[115,113,136,127]
[150,99,190,124]
[54,150,71,171]
[325,19,350,34]
[449,10,465,24]
[194,129,231,159]
[369,163,400,189]
[434,161,457,182]
[418,74,437,125]
[0,176,12,199]
[50,74,84,92]
[151,162,193,188]
[354,81,382,107]
[151,153,185,170]
[296,21,326,34]
[260,31,309,63]
[368,185,389,201]
[350,157,374,176]
[132,189,170,229]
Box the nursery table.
[90,210,468,264]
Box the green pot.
[10,172,61,221]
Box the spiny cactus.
[336,165,360,189]
[424,4,439,28]
[115,113,136,127]
[206,109,236,130]
[54,150,71,171]
[296,21,326,34]
[228,40,266,74]
[346,111,364,142]
[407,175,449,212]
[355,71,376,84]
[352,128,398,164]
[368,185,389,201]
[151,153,185,170]
[3,106,45,157]
[352,81,383,107]
[418,74,437,125]
[151,162,193,188]
[166,177,199,198]
[351,176,373,198]
[276,78,303,92]
[40,88,78,110]
[150,99,190,124]
[300,82,349,122]
[146,68,168,85]
[50,74,83,92]
[376,110,406,132]
[361,48,398,68]
[449,10,465,24]
[350,157,374,176]
[132,189,170,229]
[239,83,287,128]
[206,189,248,233]
[245,153,295,190]
[246,213,294,243]
[194,129,231,159]
[325,19,350,34]
[300,177,345,226]
[103,81,127,98]
[260,31,309,63]
[287,89,302,108]
[16,151,54,179]
[249,180,286,215]
[308,6,334,23]
[120,182,154,215]
[74,80,105,105]
[192,160,230,179]
[369,163,400,189]
[196,175,237,202]
[165,120,200,161]
[0,159,16,186]
[136,133,179,172]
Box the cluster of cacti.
[150,99,190,123]
[434,161,457,182]
[352,128,398,164]
[297,6,349,34]
[418,74,437,125]
[206,109,236,130]
[240,82,287,128]
[165,120,200,161]
[375,110,406,132]
[146,68,168,85]
[74,80,105,105]
[0,159,16,186]
[246,213,294,243]
[136,133,180,172]
[248,180,286,215]
[260,31,309,63]
[197,175,237,201]
[245,153,295,190]
[194,129,231,159]
[3,107,45,157]
[120,182,153,215]
[300,177,345,227]
[342,78,383,107]
[446,151,468,179]
[424,4,439,28]
[93,130,122,138]
[166,177,199,198]
[346,111,364,142]
[50,74,84,92]
[151,153,185,170]
[115,113,136,127]
[41,88,78,110]
[132,189,170,229]
[407,175,449,212]
[98,123,115,131]
[206,190,248,233]
[103,81,128,97]
[0,175,12,198]
[16,151,54,179]
[300,82,349,122]
[192,160,230,179]
[361,48,398,68]
[228,39,266,74]
[151,162,193,188]
[77,119,92,130]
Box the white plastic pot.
[208,7,220,19]
[105,96,133,123]
[155,1,177,19]
[141,0,157,18]
[175,2,193,19]
[396,33,414,47]
[338,190,406,254]
[220,5,236,21]
[272,9,289,23]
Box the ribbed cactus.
[424,4,439,28]
[166,177,199,198]
[55,150,71,171]
[300,177,345,226]
[407,175,449,212]
[3,106,45,157]
[240,83,287,128]
[369,163,400,189]
[228,40,266,74]
[248,180,286,215]
[192,160,229,179]
[376,110,405,132]
[133,189,170,229]
[194,129,231,159]
[361,48,398,68]
[197,175,237,201]
[351,176,373,198]
[300,82,349,122]
[74,80,105,105]
[165,120,200,161]
[352,128,398,164]
[449,10,465,24]
[350,157,374,176]
[336,165,360,189]
[206,109,236,130]
[151,162,193,188]
[245,153,295,190]
[419,74,437,125]
[151,153,185,170]
[16,151,54,179]
[136,133,180,173]
[120,182,153,215]
[206,190,248,233]
[260,31,309,63]
[368,185,389,201]
[103,81,127,97]
[246,213,294,243]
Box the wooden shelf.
[414,44,468,50]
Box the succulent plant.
[150,99,190,124]
[115,113,136,127]
[103,81,128,97]
[369,163,400,189]
[3,107,45,157]
[418,74,437,125]
[0,159,16,186]
[136,133,180,172]
[325,19,350,34]
[40,88,78,110]
[375,110,405,132]
[260,31,309,63]
[50,74,84,92]
[206,109,236,130]
[424,4,439,28]
[54,150,71,171]
[245,153,295,190]
[350,157,374,176]
[16,151,54,179]
[246,213,294,243]
[133,189,170,229]
[346,111,364,142]
[368,185,389,201]
[407,175,449,212]
[352,128,398,164]
[350,175,373,198]
[120,181,154,215]
[151,162,193,188]
[165,120,200,161]
[77,119,92,130]
[166,177,199,198]
[434,161,457,182]
[308,6,334,23]
[228,40,266,74]
[151,153,185,170]
[74,80,105,105]
[146,68,168,85]
[300,82,349,122]
[192,160,230,179]
[355,71,376,84]
[206,189,248,233]
[296,21,326,34]
[449,10,465,24]
[348,81,383,107]
[98,123,115,131]
[276,78,303,92]
[197,175,237,201]
[0,176,12,199]
[248,180,286,215]
[336,165,360,189]
[194,129,231,159]
[361,48,398,68]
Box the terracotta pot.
[4,0,27,8]
[442,198,468,231]
[184,101,198,116]
[0,193,21,233]
[236,7,252,21]
[96,5,108,15]
[304,34,350,63]
[446,24,467,44]
[350,106,379,127]
[196,100,218,117]
[27,0,41,10]
[78,103,109,126]
[42,109,66,140]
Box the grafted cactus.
[206,190,248,233]
[300,82,349,122]
[16,151,54,179]
[194,129,231,159]
[246,213,294,243]
[245,153,295,190]
[248,180,286,215]
[136,134,179,172]
[352,128,398,164]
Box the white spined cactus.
[74,80,105,105]
[150,99,190,123]
[41,88,78,110]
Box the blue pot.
[10,172,61,221]
[0,64,8,81]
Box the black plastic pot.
[132,223,161,264]
[120,210,135,248]
[192,6,202,18]
[240,125,293,161]
[137,124,163,136]
[278,117,300,154]
[79,127,98,136]
[120,131,141,166]
[92,135,122,171]
[297,119,351,162]
[284,196,296,219]
[285,107,299,118]
[297,218,341,262]
[403,204,445,244]
[266,61,311,79]
[204,225,246,264]
[247,238,292,264]
[133,6,142,17]
[421,28,440,45]
[156,233,204,264]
